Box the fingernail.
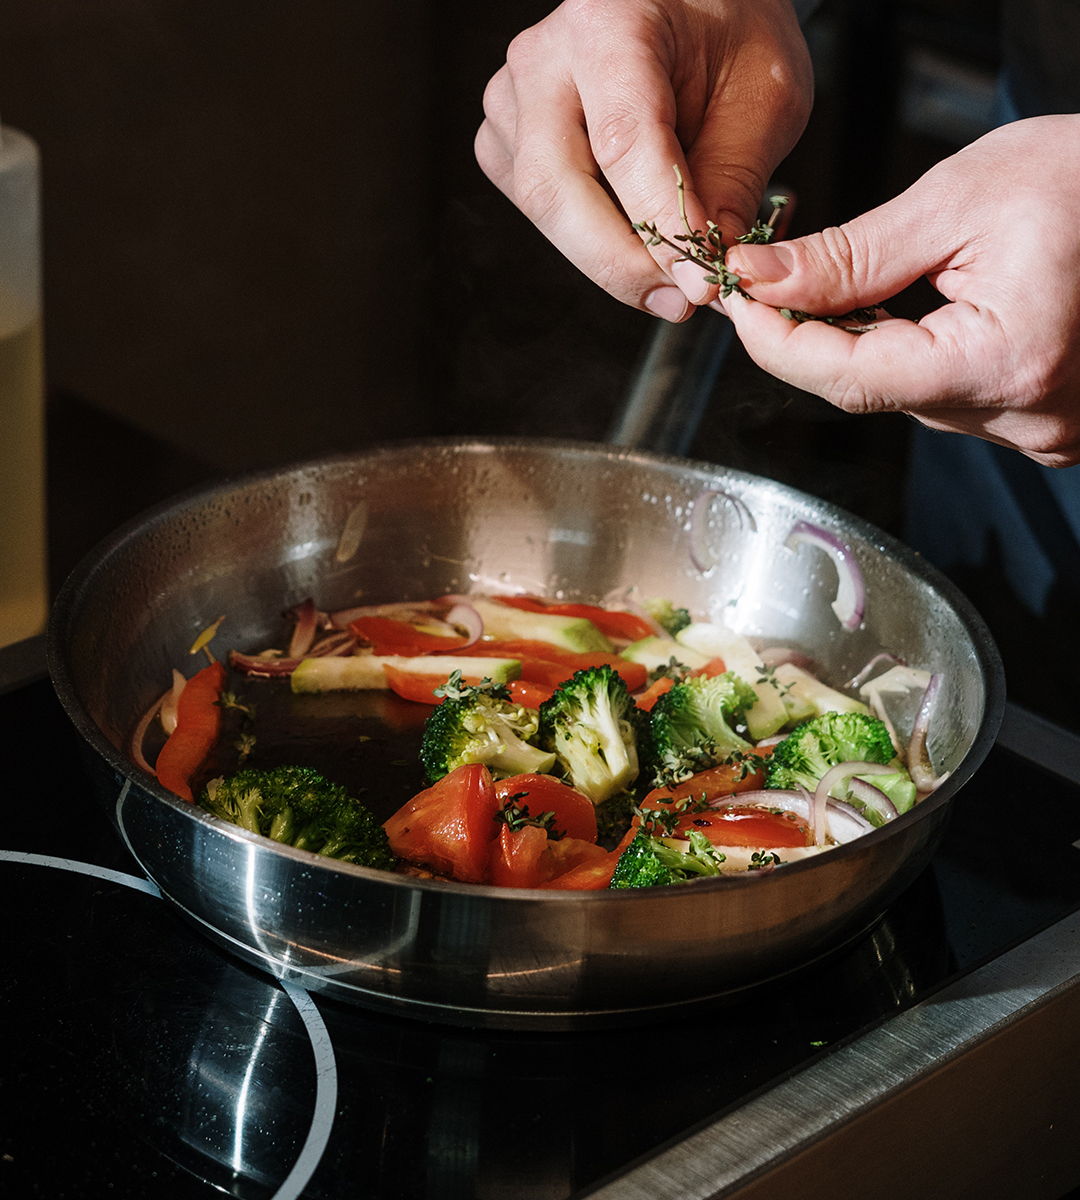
[644,286,690,322]
[727,243,793,283]
[671,258,712,305]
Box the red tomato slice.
[641,751,772,811]
[493,597,654,642]
[383,763,499,883]
[636,675,674,712]
[382,664,494,705]
[155,660,226,802]
[349,615,468,656]
[494,774,598,843]
[540,823,639,890]
[487,824,551,888]
[690,656,728,677]
[673,804,810,849]
[507,679,556,709]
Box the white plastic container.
[0,123,45,648]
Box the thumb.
[725,179,963,314]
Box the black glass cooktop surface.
[4,676,1080,1199]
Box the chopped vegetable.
[538,665,644,805]
[155,661,227,802]
[766,712,916,816]
[419,675,557,782]
[647,672,758,785]
[200,765,393,867]
[383,763,500,883]
[642,598,691,637]
[609,828,727,888]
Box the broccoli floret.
[420,675,556,783]
[648,671,757,785]
[643,598,692,637]
[610,828,726,888]
[765,711,915,813]
[538,664,643,805]
[200,765,394,869]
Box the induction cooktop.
[4,639,1080,1200]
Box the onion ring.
[785,520,865,631]
[689,488,757,573]
[908,673,949,793]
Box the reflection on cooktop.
[5,677,1080,1199]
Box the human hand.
[718,115,1080,466]
[475,0,813,322]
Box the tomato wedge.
[487,824,551,888]
[540,823,639,890]
[494,774,598,843]
[641,751,772,811]
[154,660,226,802]
[672,804,811,849]
[383,763,500,883]
[494,596,654,642]
[349,615,468,656]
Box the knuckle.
[511,162,564,228]
[588,107,643,176]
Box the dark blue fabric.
[903,75,1080,615]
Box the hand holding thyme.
[633,167,879,330]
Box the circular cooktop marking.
[0,847,339,1198]
[0,850,162,897]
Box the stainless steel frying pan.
[47,438,1004,1029]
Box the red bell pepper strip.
[507,679,556,709]
[635,675,674,712]
[154,660,227,802]
[382,664,495,705]
[349,615,468,656]
[494,596,654,642]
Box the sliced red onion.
[866,692,904,760]
[758,646,815,672]
[287,598,320,659]
[329,600,440,629]
[908,673,948,793]
[159,668,186,736]
[689,488,757,573]
[845,652,904,690]
[306,631,358,658]
[620,598,667,639]
[755,734,788,748]
[813,762,895,846]
[825,798,876,841]
[229,650,305,677]
[444,603,483,648]
[129,686,173,777]
[785,520,865,631]
[706,788,806,813]
[846,776,899,824]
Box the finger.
[725,172,965,315]
[724,288,984,413]
[506,49,691,317]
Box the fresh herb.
[495,798,565,840]
[748,851,782,870]
[647,656,694,685]
[433,670,509,703]
[633,167,879,330]
[217,691,256,766]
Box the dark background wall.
[1,0,1002,575]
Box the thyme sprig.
[632,167,879,330]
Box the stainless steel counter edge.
[590,882,1080,1197]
